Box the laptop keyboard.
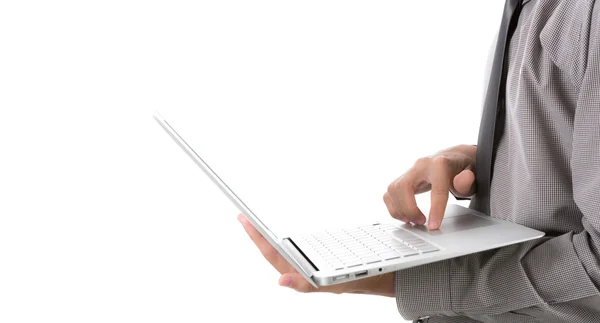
[300,223,440,270]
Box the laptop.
[153,111,545,287]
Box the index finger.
[428,157,451,230]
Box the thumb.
[452,169,476,197]
[278,273,318,293]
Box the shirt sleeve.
[394,1,600,321]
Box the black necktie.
[471,0,523,215]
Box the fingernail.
[237,214,246,225]
[428,220,439,229]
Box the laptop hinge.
[281,238,319,287]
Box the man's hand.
[383,145,477,230]
[238,214,395,297]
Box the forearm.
[394,229,600,321]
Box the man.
[238,0,600,321]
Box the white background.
[1,1,502,322]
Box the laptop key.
[391,230,419,240]
[329,262,345,270]
[405,239,426,246]
[320,254,335,261]
[361,242,377,248]
[325,261,337,266]
[378,251,402,260]
[378,237,396,244]
[370,245,390,252]
[360,256,382,264]
[356,252,377,259]
[339,250,361,257]
[371,231,388,237]
[337,237,355,243]
[395,247,418,256]
[338,255,359,263]
[316,249,332,255]
[387,240,408,247]
[374,247,394,254]
[361,227,379,233]
[319,240,337,246]
[410,242,435,249]
[328,247,348,254]
[343,259,363,267]
[418,245,440,253]
[345,239,363,245]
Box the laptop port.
[355,270,368,277]
[333,274,349,281]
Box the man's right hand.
[383,144,477,230]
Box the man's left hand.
[238,214,395,297]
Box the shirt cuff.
[394,259,456,320]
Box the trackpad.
[434,214,495,234]
[409,214,497,236]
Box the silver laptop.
[153,112,545,288]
